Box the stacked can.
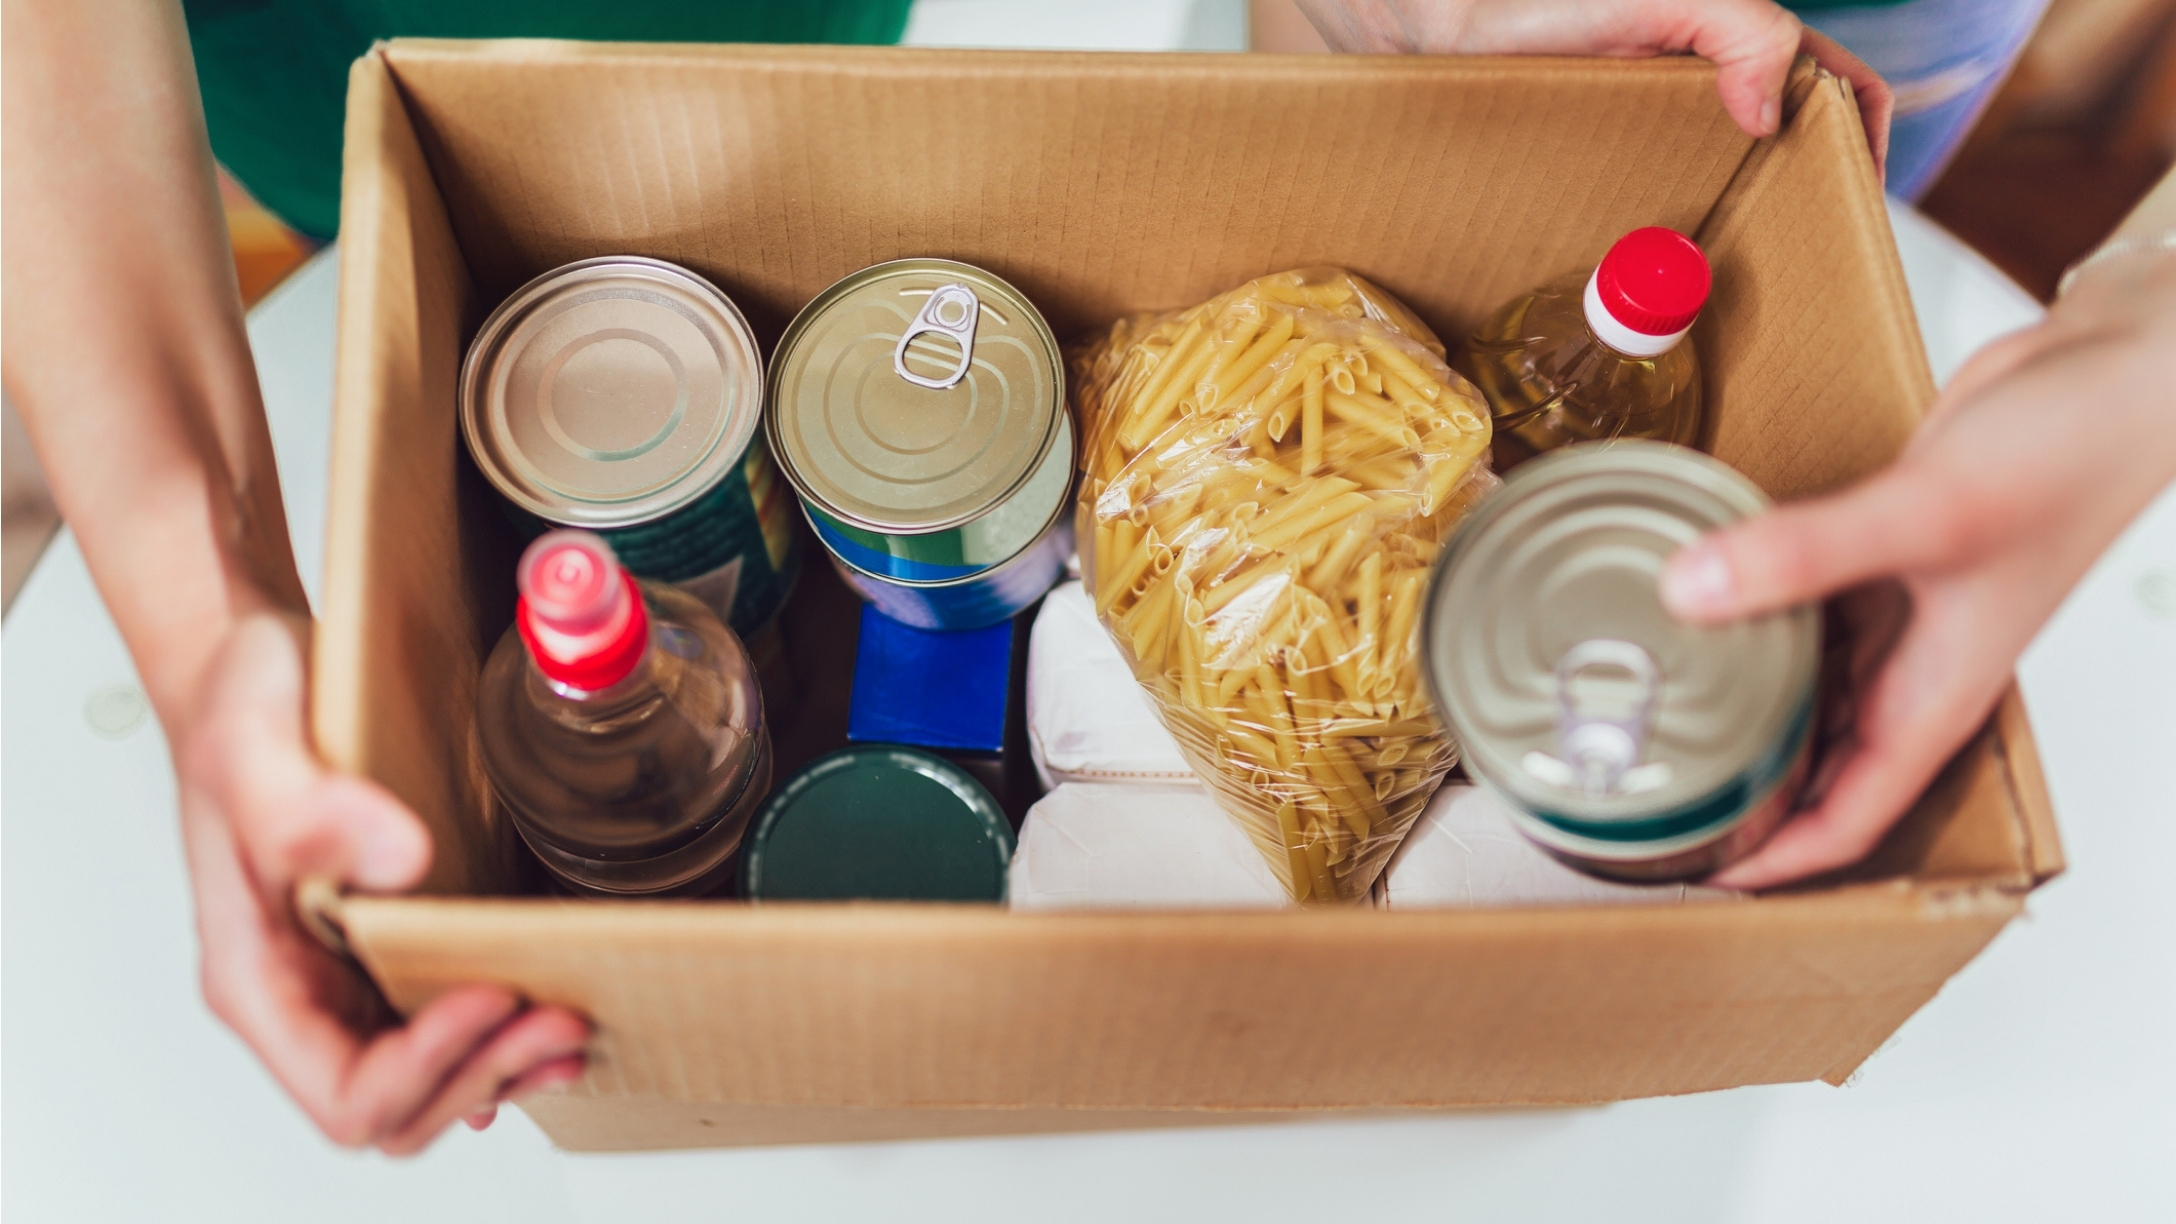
[766,259,1073,631]
[459,257,800,695]
[1421,441,1822,881]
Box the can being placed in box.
[1421,440,1821,882]
[460,257,801,645]
[767,259,1072,631]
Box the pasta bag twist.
[1072,268,1498,904]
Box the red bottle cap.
[515,531,648,691]
[1594,227,1711,337]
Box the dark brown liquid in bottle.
[1456,273,1702,473]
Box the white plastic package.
[1009,783,1291,910]
[1026,580,1193,789]
[1380,784,1742,909]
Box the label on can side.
[509,437,800,638]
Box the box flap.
[318,50,517,895]
[379,42,1755,337]
[332,887,2019,1115]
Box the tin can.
[767,259,1071,631]
[1421,441,1821,882]
[460,256,801,640]
[740,744,1014,902]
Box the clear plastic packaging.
[1072,269,1497,904]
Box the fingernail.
[1660,542,1735,618]
[1760,98,1780,134]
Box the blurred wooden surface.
[1919,0,2176,300]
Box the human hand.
[1661,251,2176,890]
[176,610,591,1152]
[1292,0,1890,172]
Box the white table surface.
[6,7,2174,1221]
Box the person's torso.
[183,0,914,237]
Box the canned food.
[740,744,1015,902]
[767,259,1071,630]
[460,256,800,639]
[1421,440,1821,881]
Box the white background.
[5,3,2173,1220]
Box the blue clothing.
[1788,0,2051,199]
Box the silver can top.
[766,259,1065,535]
[1422,441,1820,823]
[460,257,765,528]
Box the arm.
[1289,0,1893,170]
[1,0,586,1150]
[1665,167,2176,889]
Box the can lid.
[740,744,1013,902]
[1585,228,1710,355]
[460,257,764,528]
[1423,441,1819,824]
[767,259,1064,535]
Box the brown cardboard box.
[309,40,2063,1153]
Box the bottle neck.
[530,635,655,705]
[516,571,652,694]
[1582,269,1690,359]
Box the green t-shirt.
[181,0,914,238]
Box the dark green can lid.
[740,745,1013,903]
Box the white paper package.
[1025,580,1193,789]
[1009,783,1292,910]
[1009,779,1737,911]
[1380,785,1741,909]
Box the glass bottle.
[476,530,770,897]
[1457,227,1711,473]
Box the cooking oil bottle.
[1457,227,1711,473]
[476,530,770,897]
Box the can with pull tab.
[767,259,1073,631]
[1420,440,1821,881]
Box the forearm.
[2,0,304,728]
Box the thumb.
[305,774,435,894]
[194,614,433,896]
[1659,470,1947,623]
[1685,1,1806,137]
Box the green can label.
[510,438,800,637]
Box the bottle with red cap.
[476,530,770,897]
[1456,226,1711,472]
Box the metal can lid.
[460,257,764,528]
[766,259,1064,535]
[739,744,1014,902]
[1423,441,1820,823]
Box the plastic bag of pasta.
[1072,268,1498,905]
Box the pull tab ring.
[894,283,981,390]
[1553,638,1661,796]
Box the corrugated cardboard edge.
[313,49,397,780]
[314,47,499,894]
[516,1098,1565,1152]
[1995,685,2065,884]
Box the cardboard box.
[311,40,2063,1152]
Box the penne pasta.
[1068,267,1499,904]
